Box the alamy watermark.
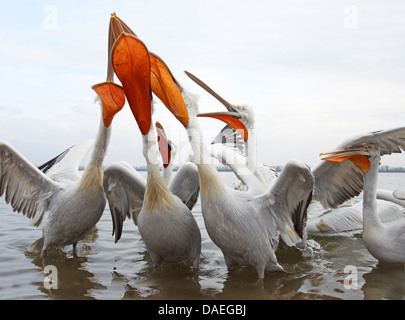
[343,5,358,30]
[343,265,359,289]
[43,5,58,30]
[43,265,58,289]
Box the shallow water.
[0,171,405,300]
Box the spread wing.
[255,159,314,246]
[103,162,146,242]
[39,139,94,183]
[0,141,60,226]
[169,162,200,210]
[313,127,405,209]
[312,160,364,209]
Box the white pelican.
[103,121,199,240]
[183,72,366,207]
[306,200,405,236]
[0,12,128,257]
[185,71,277,193]
[184,72,405,238]
[142,66,314,278]
[0,82,125,257]
[105,28,201,269]
[102,14,199,240]
[320,127,405,264]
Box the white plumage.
[0,101,121,257]
[179,82,314,278]
[104,31,201,269]
[320,127,405,264]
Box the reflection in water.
[30,253,101,299]
[27,227,107,300]
[362,264,405,300]
[122,263,202,300]
[1,172,405,300]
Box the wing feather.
[255,159,314,246]
[313,127,405,209]
[103,162,146,242]
[0,141,59,226]
[169,162,199,210]
[43,139,94,183]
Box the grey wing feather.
[312,160,364,209]
[169,162,200,210]
[255,159,314,246]
[103,162,146,242]
[341,127,405,155]
[0,141,59,226]
[313,127,405,209]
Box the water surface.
[0,171,404,300]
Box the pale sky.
[1,0,405,169]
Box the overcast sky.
[1,0,405,169]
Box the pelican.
[104,26,201,269]
[183,72,405,238]
[183,72,363,206]
[320,127,405,264]
[187,77,314,277]
[0,12,128,257]
[102,15,199,242]
[185,71,277,194]
[102,123,178,234]
[0,82,125,257]
[135,61,314,278]
[306,199,405,236]
[103,120,199,239]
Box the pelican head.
[91,13,132,128]
[109,25,191,134]
[156,121,177,168]
[320,145,373,174]
[91,82,126,128]
[184,71,250,142]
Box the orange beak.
[320,148,371,174]
[92,81,126,127]
[155,121,171,168]
[184,70,237,113]
[149,53,189,127]
[111,33,152,135]
[106,13,137,82]
[197,112,248,142]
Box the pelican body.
[180,88,314,278]
[105,17,201,269]
[0,90,124,257]
[362,149,405,264]
[137,124,201,268]
[321,127,405,264]
[0,13,127,257]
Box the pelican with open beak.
[139,64,314,278]
[0,55,125,258]
[103,14,201,268]
[184,71,277,194]
[318,128,405,264]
